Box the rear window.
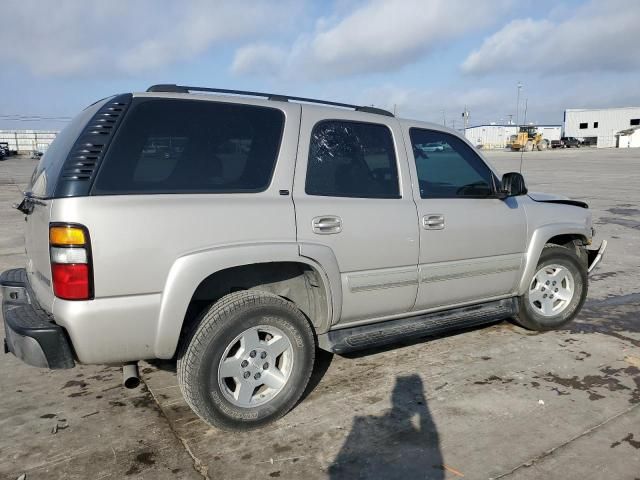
[28,97,111,198]
[92,99,284,194]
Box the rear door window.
[305,120,400,198]
[92,99,284,194]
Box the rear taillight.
[49,224,92,300]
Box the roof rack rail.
[146,84,394,117]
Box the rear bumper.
[1,268,75,369]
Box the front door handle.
[422,214,445,230]
[312,216,342,234]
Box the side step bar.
[318,298,518,354]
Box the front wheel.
[177,291,315,431]
[514,245,587,331]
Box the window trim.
[304,118,402,199]
[408,127,500,200]
[90,97,286,196]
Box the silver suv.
[2,84,607,430]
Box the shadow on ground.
[328,374,444,480]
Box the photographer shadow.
[328,374,444,479]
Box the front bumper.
[1,268,75,369]
[587,240,608,274]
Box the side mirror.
[501,172,528,197]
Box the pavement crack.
[492,402,640,479]
[142,375,211,480]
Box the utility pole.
[441,110,446,126]
[507,114,513,125]
[516,81,523,127]
[461,106,469,130]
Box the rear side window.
[28,97,111,198]
[305,120,400,198]
[409,128,495,198]
[93,99,284,194]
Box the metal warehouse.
[0,130,58,153]
[464,124,561,149]
[564,107,640,148]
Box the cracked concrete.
[1,148,639,479]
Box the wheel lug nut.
[254,372,261,380]
[555,288,558,292]
[260,351,267,359]
[243,371,250,379]
[546,281,550,285]
[241,360,248,368]
[249,350,256,358]
[543,294,547,298]
[552,281,556,286]
[541,287,546,291]
[263,363,269,370]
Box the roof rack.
[146,84,394,117]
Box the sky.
[1,0,640,131]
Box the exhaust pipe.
[123,362,140,389]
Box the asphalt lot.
[1,147,639,479]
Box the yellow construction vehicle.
[508,125,550,151]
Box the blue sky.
[1,0,639,130]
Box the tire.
[177,291,316,431]
[524,141,534,152]
[537,141,547,151]
[514,244,587,331]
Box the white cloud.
[462,0,640,75]
[231,44,288,76]
[0,0,301,76]
[232,0,511,80]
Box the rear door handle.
[422,214,445,230]
[312,216,342,234]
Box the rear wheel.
[514,245,587,331]
[524,141,534,152]
[177,291,315,430]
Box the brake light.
[50,224,92,300]
[52,264,89,299]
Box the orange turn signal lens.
[50,226,86,246]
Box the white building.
[0,130,58,153]
[464,124,561,149]
[617,126,640,149]
[564,107,640,148]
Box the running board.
[318,298,518,354]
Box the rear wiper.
[13,192,46,215]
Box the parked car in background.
[0,142,17,158]
[562,137,581,148]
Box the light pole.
[516,81,523,127]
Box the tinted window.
[593,122,599,128]
[93,99,284,194]
[579,122,588,129]
[29,97,111,198]
[409,128,495,198]
[305,120,399,198]
[631,118,640,126]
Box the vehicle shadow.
[328,374,444,480]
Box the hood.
[528,191,588,209]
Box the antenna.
[519,98,529,173]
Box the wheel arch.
[517,224,590,295]
[154,243,340,359]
